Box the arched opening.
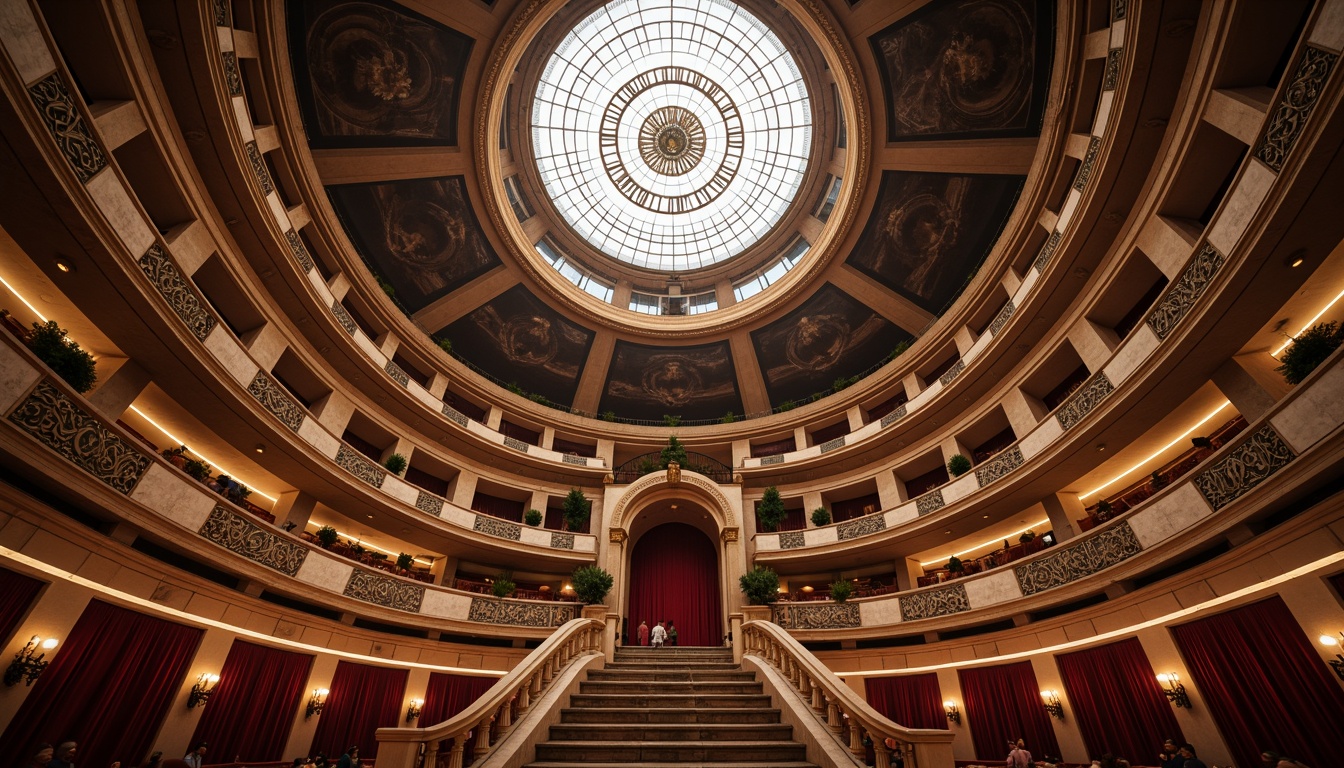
[626,522,723,647]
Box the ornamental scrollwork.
[988,300,1015,336]
[819,436,846,454]
[503,436,530,453]
[1193,425,1296,510]
[335,444,386,488]
[974,446,1024,488]
[1103,49,1122,91]
[915,489,945,516]
[1112,0,1126,21]
[1146,243,1225,340]
[1033,230,1062,274]
[550,532,575,549]
[1255,46,1337,172]
[900,584,970,621]
[1055,372,1114,431]
[27,72,106,183]
[779,531,806,549]
[442,404,468,426]
[880,404,908,428]
[331,300,357,335]
[1074,136,1102,191]
[838,514,885,541]
[344,569,424,612]
[213,0,230,26]
[246,370,304,432]
[245,141,274,195]
[773,602,860,630]
[469,597,576,627]
[474,514,521,541]
[384,360,410,387]
[562,454,588,466]
[198,505,306,576]
[760,454,784,465]
[1015,522,1141,595]
[415,491,444,516]
[284,230,315,273]
[9,381,150,494]
[939,359,966,387]
[222,51,242,96]
[137,243,217,341]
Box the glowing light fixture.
[943,700,960,724]
[188,673,220,708]
[4,636,58,687]
[1273,286,1344,357]
[306,687,329,718]
[1079,400,1231,500]
[1040,690,1063,719]
[1155,673,1191,708]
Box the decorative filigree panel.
[335,444,386,488]
[1112,0,1126,21]
[760,455,785,465]
[198,505,306,575]
[284,229,315,273]
[213,0,230,26]
[474,515,521,540]
[988,300,1015,336]
[9,381,149,494]
[468,598,575,627]
[881,404,908,427]
[773,602,860,630]
[1146,243,1225,340]
[900,584,970,621]
[915,489,945,516]
[939,359,966,387]
[1103,48,1122,91]
[1074,136,1102,190]
[1256,46,1337,172]
[222,51,242,96]
[344,569,424,612]
[1015,522,1141,595]
[27,73,106,183]
[974,446,1023,487]
[779,531,806,549]
[247,371,304,432]
[442,404,468,427]
[1055,372,1114,431]
[819,436,846,454]
[1033,230,1062,274]
[331,300,357,335]
[562,454,588,466]
[415,491,444,516]
[550,532,575,549]
[245,141,274,195]
[503,437,530,453]
[1193,425,1296,510]
[838,514,886,540]
[137,243,216,341]
[384,360,409,387]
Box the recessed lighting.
[1096,444,1105,452]
[54,257,74,273]
[670,504,678,510]
[366,514,374,519]
[983,514,989,519]
[944,530,952,534]
[1289,257,1304,268]
[1285,249,1306,268]
[254,444,265,454]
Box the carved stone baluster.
[848,721,864,756]
[798,673,812,698]
[444,736,466,768]
[473,715,493,760]
[811,684,824,714]
[499,695,514,729]
[874,737,892,768]
[517,680,532,716]
[529,671,541,701]
[826,698,843,735]
[542,654,554,684]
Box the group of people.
[635,619,677,647]
[24,742,367,768]
[289,746,362,768]
[1000,738,1314,768]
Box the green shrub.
[740,566,780,606]
[1019,530,1036,544]
[572,565,614,605]
[315,525,339,549]
[756,487,786,532]
[436,338,452,354]
[832,375,858,393]
[1095,499,1113,520]
[396,552,414,570]
[27,321,97,392]
[1276,321,1342,384]
[662,414,682,427]
[562,488,591,532]
[720,412,737,424]
[161,445,188,461]
[947,555,964,573]
[1149,470,1168,491]
[525,508,543,526]
[811,507,831,526]
[600,410,617,422]
[829,579,854,603]
[491,571,516,598]
[383,453,407,475]
[777,400,796,412]
[183,458,211,482]
[528,392,553,407]
[884,340,911,363]
[660,435,688,468]
[946,454,972,477]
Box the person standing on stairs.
[637,619,649,646]
[666,620,678,646]
[651,620,667,648]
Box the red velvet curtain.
[0,599,203,767]
[627,523,723,646]
[189,640,314,761]
[0,565,44,642]
[958,661,1061,761]
[1170,596,1344,768]
[420,673,497,754]
[310,661,408,759]
[1055,637,1183,761]
[864,673,947,730]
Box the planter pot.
[742,605,772,623]
[581,605,607,621]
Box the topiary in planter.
[946,454,972,477]
[383,453,407,475]
[315,525,339,549]
[183,458,211,483]
[947,555,964,573]
[491,571,516,598]
[829,579,854,603]
[1276,321,1342,385]
[739,565,780,605]
[562,488,591,532]
[811,507,831,527]
[572,565,614,605]
[525,508,543,526]
[660,435,688,468]
[27,321,97,393]
[756,487,785,532]
[396,552,414,570]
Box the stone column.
[273,490,318,531]
[1041,492,1084,542]
[1211,352,1290,422]
[86,358,151,421]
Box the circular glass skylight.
[531,0,812,272]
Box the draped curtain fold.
[958,661,1061,761]
[1170,596,1344,768]
[420,672,498,754]
[0,565,45,643]
[627,523,723,646]
[1055,637,1183,761]
[190,640,315,762]
[864,673,947,730]
[310,661,409,759]
[0,599,203,767]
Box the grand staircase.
[525,645,820,768]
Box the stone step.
[578,680,763,695]
[586,669,756,682]
[526,763,818,768]
[559,707,782,725]
[604,661,741,671]
[533,741,808,763]
[569,693,773,709]
[547,723,794,742]
[615,649,733,657]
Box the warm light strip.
[920,519,1050,567]
[127,405,277,503]
[1272,286,1344,357]
[0,545,505,676]
[0,274,49,323]
[1078,400,1231,500]
[838,550,1344,678]
[309,523,433,566]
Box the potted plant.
[436,338,452,354]
[161,445,189,469]
[947,555,964,574]
[562,488,591,532]
[740,565,780,606]
[829,579,854,603]
[660,435,688,468]
[600,410,617,422]
[383,453,407,475]
[1019,530,1036,544]
[525,508,543,526]
[183,459,211,483]
[315,525,339,549]
[491,571,516,598]
[1150,470,1168,491]
[1191,436,1213,449]
[720,412,737,424]
[756,487,785,532]
[946,454,972,477]
[1095,499,1113,522]
[662,414,682,427]
[26,320,97,392]
[396,552,415,571]
[1275,321,1342,384]
[811,507,831,527]
[572,565,614,605]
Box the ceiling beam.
[874,137,1040,176]
[311,147,470,185]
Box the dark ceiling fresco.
[440,285,595,406]
[870,0,1052,141]
[288,0,473,147]
[600,341,743,422]
[751,284,910,407]
[327,176,501,314]
[847,170,1025,315]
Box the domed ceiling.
[287,0,1053,423]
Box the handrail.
[742,620,954,768]
[375,617,604,768]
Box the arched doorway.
[626,522,723,646]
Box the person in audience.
[1007,739,1032,768]
[666,620,677,646]
[140,751,162,768]
[311,754,326,768]
[336,747,359,768]
[182,744,206,768]
[637,620,649,646]
[650,620,667,648]
[1160,739,1185,768]
[48,743,77,768]
[1179,744,1208,768]
[27,744,53,768]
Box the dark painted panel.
[600,340,743,422]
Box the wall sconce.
[943,700,961,725]
[187,673,220,708]
[305,687,329,719]
[406,698,423,722]
[1040,690,1064,719]
[4,636,58,687]
[1155,673,1192,708]
[1319,633,1344,682]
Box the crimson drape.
[0,599,203,766]
[1170,596,1344,768]
[864,674,947,730]
[0,565,44,643]
[310,660,408,759]
[1055,637,1183,761]
[420,672,497,754]
[958,661,1061,761]
[189,640,314,761]
[627,523,723,646]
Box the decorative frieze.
[335,444,386,488]
[900,584,970,621]
[213,0,230,26]
[468,598,575,627]
[1033,230,1062,274]
[1074,136,1102,191]
[1103,48,1122,91]
[245,141,274,195]
[988,300,1015,336]
[880,404,908,428]
[442,404,468,427]
[9,381,150,494]
[503,437,530,453]
[414,490,444,517]
[137,244,217,341]
[474,514,521,541]
[222,51,242,96]
[331,300,357,335]
[1145,243,1225,340]
[550,532,575,549]
[914,489,945,516]
[384,360,409,387]
[198,505,306,576]
[938,359,966,387]
[562,454,588,466]
[974,446,1024,488]
[1112,0,1126,21]
[1193,425,1296,510]
[1015,522,1141,596]
[779,531,806,549]
[344,569,424,612]
[284,230,315,273]
[819,436,846,454]
[760,455,785,465]
[838,514,886,540]
[247,371,304,432]
[773,602,860,630]
[1055,372,1114,431]
[1255,46,1337,172]
[27,72,106,183]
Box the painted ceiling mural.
[870,0,1053,141]
[288,0,473,147]
[847,170,1025,315]
[600,341,743,422]
[327,176,500,314]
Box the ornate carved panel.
[915,489,945,516]
[503,437,530,453]
[441,404,468,426]
[222,51,242,96]
[939,359,966,387]
[1073,135,1102,190]
[213,0,230,26]
[384,360,410,387]
[819,436,846,454]
[137,243,217,341]
[779,531,806,549]
[335,444,386,488]
[331,300,357,335]
[1193,425,1296,510]
[761,455,785,465]
[245,140,274,195]
[344,569,424,612]
[880,403,908,427]
[562,454,588,466]
[1103,48,1122,91]
[27,73,107,183]
[1112,0,1126,21]
[1015,522,1141,595]
[838,514,886,540]
[474,514,521,540]
[284,229,315,273]
[1256,46,1337,172]
[988,299,1015,336]
[468,598,576,627]
[974,446,1023,487]
[1033,230,1062,274]
[900,584,970,621]
[9,381,150,494]
[773,602,860,630]
[415,490,444,516]
[1055,372,1113,431]
[1146,243,1225,340]
[550,532,575,549]
[198,504,306,576]
[246,371,304,432]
